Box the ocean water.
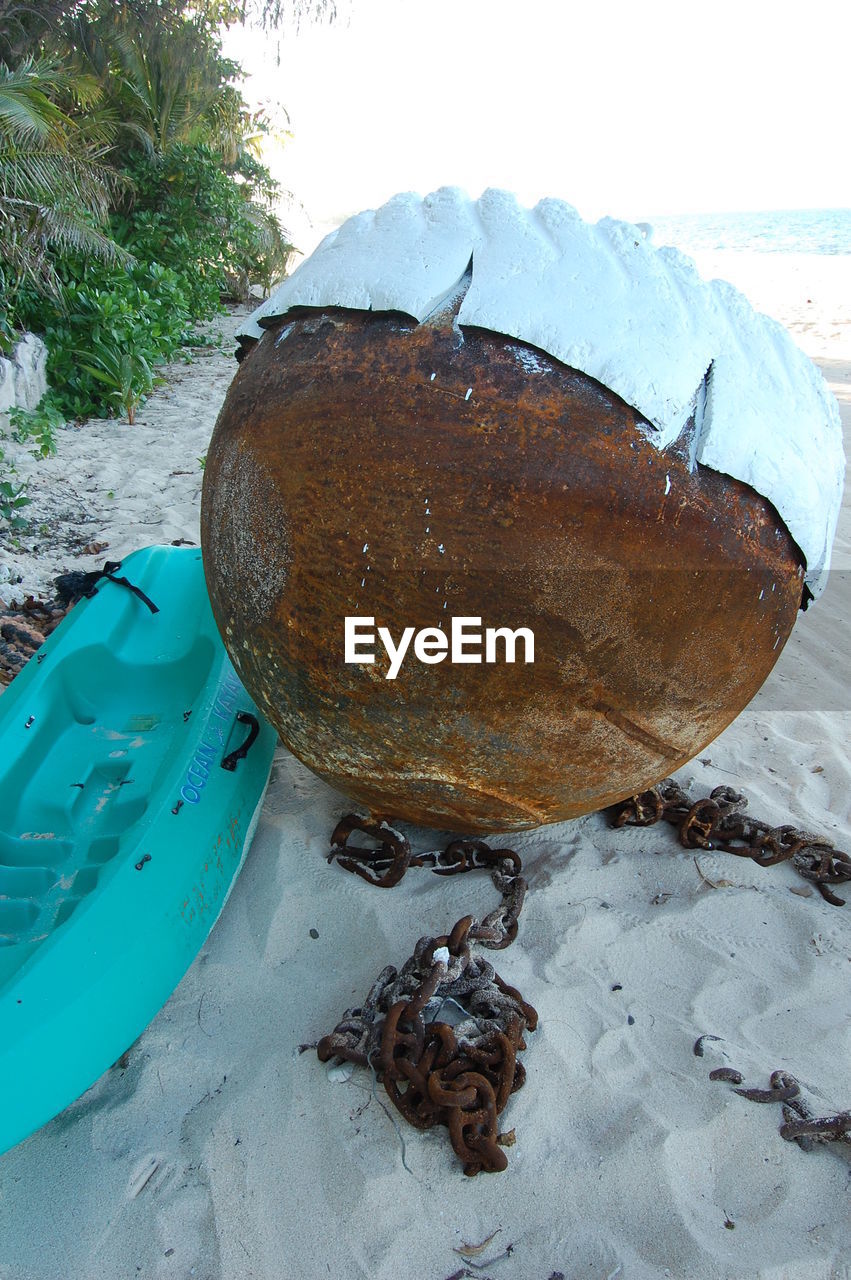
[647,208,851,257]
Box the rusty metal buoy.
[200,275,804,833]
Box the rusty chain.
[612,778,851,906]
[709,1068,851,1151]
[0,596,69,687]
[318,816,537,1175]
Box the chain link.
[710,1068,851,1150]
[320,816,536,1175]
[328,820,528,947]
[323,781,849,1173]
[613,778,851,905]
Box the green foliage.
[113,144,293,312]
[0,306,15,353]
[1,391,63,531]
[1,0,296,429]
[0,0,87,66]
[8,391,63,456]
[76,348,155,424]
[69,1,242,155]
[0,448,29,528]
[0,57,126,308]
[1,387,63,535]
[13,255,193,420]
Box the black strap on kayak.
[98,562,159,613]
[221,711,260,771]
[54,561,159,614]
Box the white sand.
[0,259,848,1280]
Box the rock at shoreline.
[0,333,49,422]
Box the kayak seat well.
[0,547,278,1159]
[0,634,217,954]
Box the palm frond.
[0,59,69,145]
[33,203,129,261]
[0,146,120,216]
[0,58,125,306]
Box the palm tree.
[0,0,84,65]
[70,2,242,154]
[70,2,295,294]
[0,57,126,311]
[1,0,304,330]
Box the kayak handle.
[221,711,261,772]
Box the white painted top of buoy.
[239,187,844,597]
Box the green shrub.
[112,144,292,311]
[0,450,29,529]
[1,395,65,531]
[76,348,156,424]
[13,256,194,420]
[8,394,65,458]
[9,145,291,423]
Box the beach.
[0,250,849,1280]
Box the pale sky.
[225,0,851,256]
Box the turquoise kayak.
[0,545,277,1154]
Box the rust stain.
[201,285,803,833]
